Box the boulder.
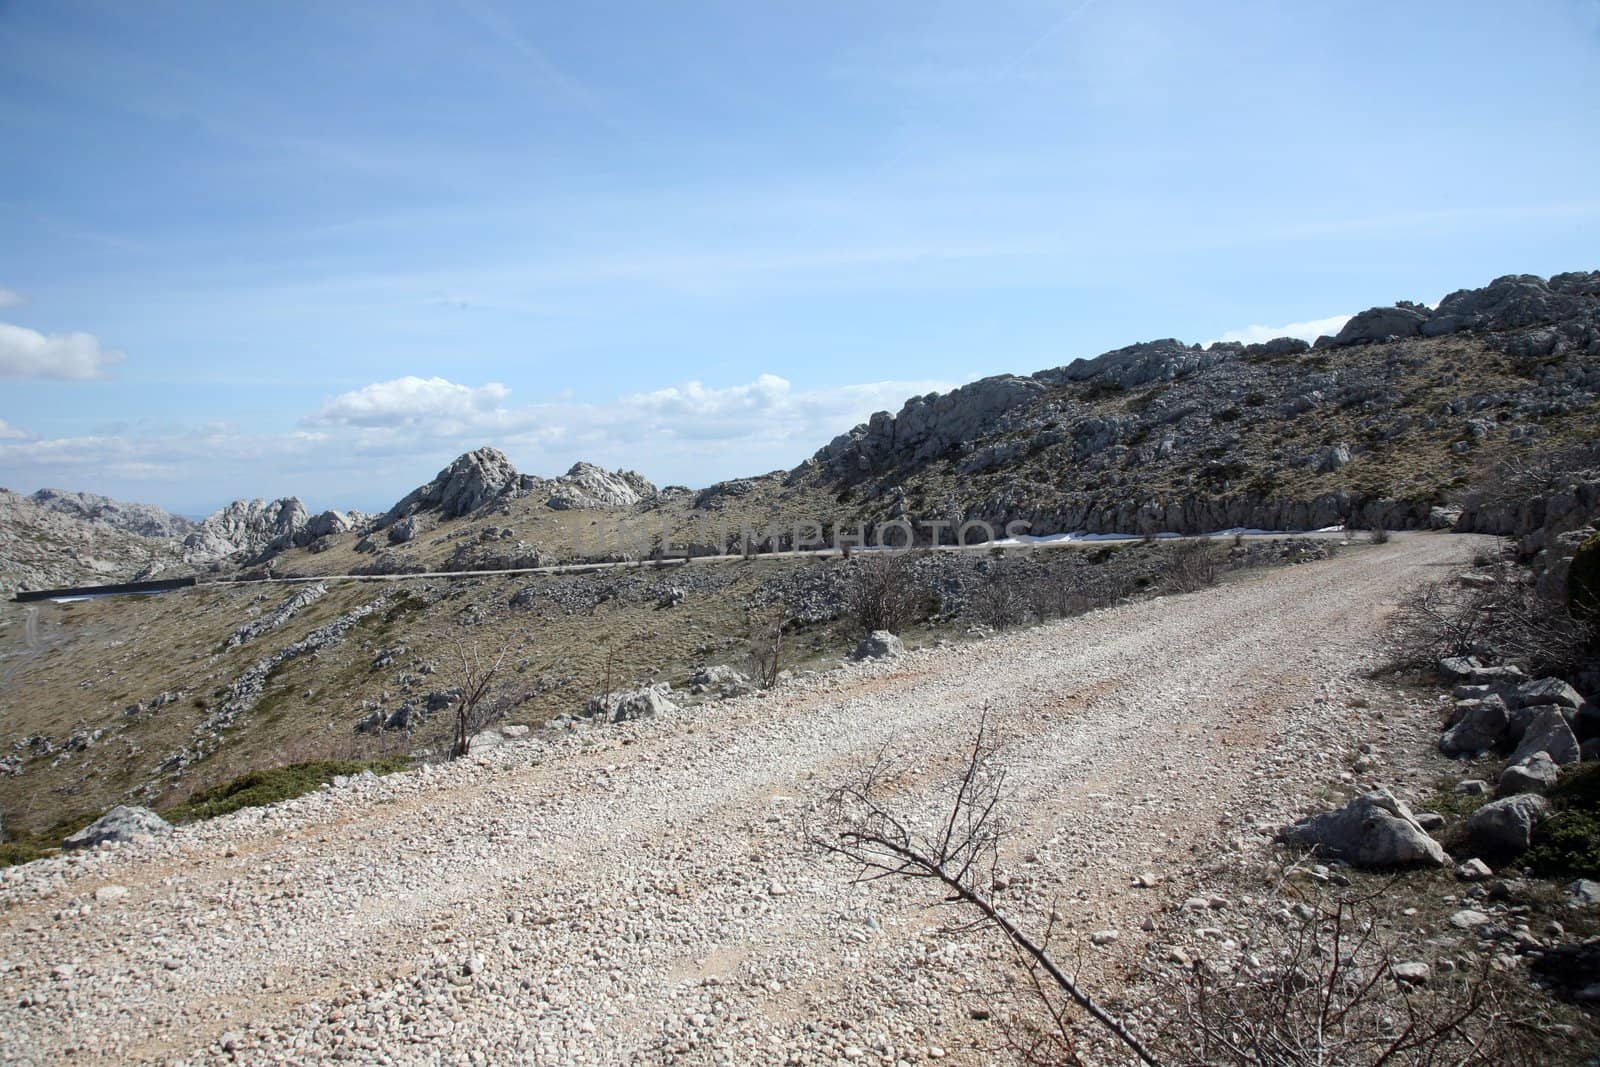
[1440,697,1509,756]
[63,806,172,849]
[1438,657,1481,682]
[583,685,679,724]
[687,664,753,698]
[1278,789,1447,868]
[1334,305,1430,346]
[853,631,905,660]
[1465,794,1551,855]
[1507,678,1584,712]
[1508,707,1582,766]
[388,516,420,545]
[1498,752,1559,796]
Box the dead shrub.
[1389,570,1592,677]
[1161,540,1221,594]
[746,604,789,689]
[846,552,924,635]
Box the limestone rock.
[853,631,905,660]
[1498,752,1559,796]
[1465,794,1551,855]
[63,805,172,849]
[383,447,521,526]
[583,685,679,724]
[546,462,656,510]
[1507,707,1581,766]
[1440,696,1509,756]
[1334,305,1431,345]
[1279,789,1447,868]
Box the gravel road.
[0,533,1482,1066]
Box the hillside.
[3,268,1597,837]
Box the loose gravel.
[0,534,1486,1065]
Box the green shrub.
[165,756,410,823]
[1569,532,1600,620]
[0,841,50,868]
[1521,764,1600,878]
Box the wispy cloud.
[0,418,30,440]
[0,321,125,380]
[1214,313,1352,346]
[0,287,26,309]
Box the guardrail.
[11,576,200,603]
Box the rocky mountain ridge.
[792,270,1600,539]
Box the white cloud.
[0,371,955,511]
[0,321,125,380]
[303,376,512,429]
[0,287,25,309]
[0,418,28,440]
[1213,313,1352,346]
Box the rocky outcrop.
[382,447,521,527]
[184,497,312,563]
[546,462,656,510]
[809,374,1047,477]
[0,489,195,593]
[1333,303,1431,345]
[27,489,195,539]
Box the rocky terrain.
[0,490,192,596]
[2,268,1598,1063]
[11,534,1596,1065]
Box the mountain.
[785,270,1600,537]
[0,489,191,594]
[26,489,197,539]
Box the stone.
[583,685,679,724]
[1392,962,1430,984]
[1278,789,1447,868]
[1438,657,1480,682]
[1507,677,1584,712]
[1090,930,1119,945]
[1334,304,1432,345]
[1450,908,1492,930]
[1465,794,1551,855]
[1507,707,1581,766]
[1456,858,1493,881]
[687,664,753,698]
[63,806,172,849]
[1414,811,1446,831]
[388,515,420,545]
[500,724,529,739]
[852,631,905,660]
[468,730,504,750]
[1455,778,1491,796]
[1568,879,1600,905]
[1440,697,1508,756]
[1498,752,1559,795]
[94,884,130,902]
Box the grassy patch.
[0,841,51,868]
[1521,764,1600,879]
[164,756,411,824]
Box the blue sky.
[1,0,1597,516]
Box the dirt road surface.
[0,534,1481,1065]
